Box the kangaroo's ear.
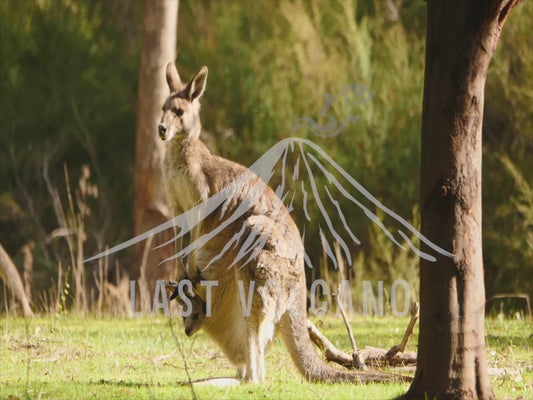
[185,66,208,102]
[166,61,182,93]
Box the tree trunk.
[406,1,518,399]
[133,0,178,307]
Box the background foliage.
[0,0,531,313]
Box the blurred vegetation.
[0,0,531,314]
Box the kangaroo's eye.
[173,107,184,117]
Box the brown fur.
[159,62,404,384]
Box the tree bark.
[133,0,178,305]
[406,1,518,399]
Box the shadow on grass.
[93,379,174,388]
[94,376,239,388]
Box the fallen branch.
[308,302,419,368]
[308,319,356,369]
[359,347,417,367]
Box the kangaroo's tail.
[279,290,411,384]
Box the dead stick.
[385,301,419,361]
[333,291,366,370]
[334,291,357,352]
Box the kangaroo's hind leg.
[237,217,288,382]
[243,300,272,382]
[242,271,285,382]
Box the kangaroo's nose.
[158,124,167,139]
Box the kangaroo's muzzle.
[158,123,167,140]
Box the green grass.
[0,315,531,399]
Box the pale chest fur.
[164,140,210,215]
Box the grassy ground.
[0,314,531,399]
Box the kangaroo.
[166,280,206,337]
[158,61,406,384]
[181,292,205,337]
